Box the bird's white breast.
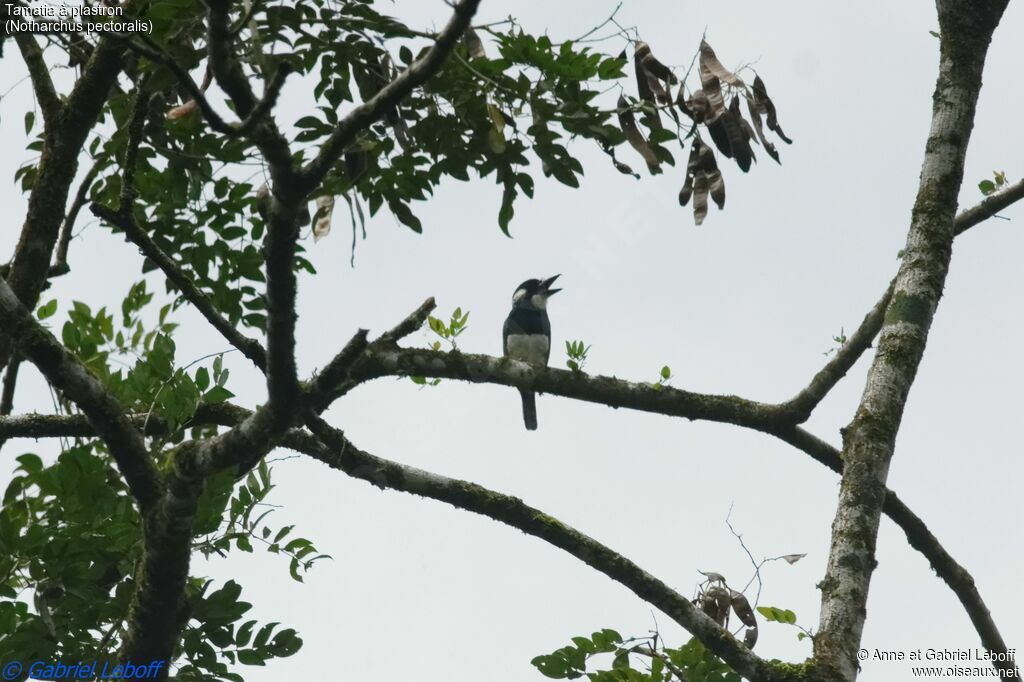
[506,334,549,365]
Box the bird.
[502,275,561,430]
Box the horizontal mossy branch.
[351,347,788,429]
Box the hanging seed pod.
[698,42,728,120]
[681,89,711,123]
[634,43,656,104]
[617,95,661,174]
[746,95,780,163]
[753,75,792,144]
[730,590,758,628]
[636,42,678,84]
[744,625,759,649]
[699,40,744,87]
[701,585,732,625]
[680,139,724,222]
[462,26,486,59]
[724,96,754,172]
[692,171,710,225]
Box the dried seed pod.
[708,168,725,209]
[692,171,709,225]
[746,95,780,163]
[255,183,270,220]
[699,40,744,87]
[166,99,199,120]
[462,26,486,59]
[701,585,732,625]
[724,96,754,172]
[730,590,757,628]
[681,89,711,124]
[744,625,759,649]
[617,95,660,174]
[312,195,335,242]
[678,171,694,206]
[634,44,656,104]
[698,43,728,120]
[753,75,792,144]
[636,42,678,84]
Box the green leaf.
[979,179,996,195]
[203,386,234,404]
[660,365,671,380]
[237,649,266,666]
[36,299,57,320]
[195,366,210,391]
[235,620,258,647]
[24,111,35,135]
[756,605,798,624]
[389,201,422,232]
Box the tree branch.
[955,176,1024,235]
[815,5,1011,674]
[0,279,161,515]
[0,30,132,370]
[54,159,104,273]
[783,173,1024,420]
[349,346,789,430]
[781,279,895,420]
[772,426,1018,681]
[15,33,61,127]
[4,400,1013,678]
[301,415,783,681]
[92,204,268,371]
[300,0,483,192]
[0,355,23,454]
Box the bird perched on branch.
[503,275,561,430]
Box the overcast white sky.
[2,1,1022,680]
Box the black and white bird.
[502,275,561,430]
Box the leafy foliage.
[3,0,792,678]
[565,339,591,372]
[531,629,742,682]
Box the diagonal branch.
[781,279,895,420]
[90,204,267,372]
[771,426,1018,680]
[0,28,135,371]
[955,176,1024,235]
[815,5,1012,675]
[301,415,784,682]
[783,175,1024,420]
[4,389,1013,678]
[300,0,483,192]
[15,33,62,127]
[53,158,105,274]
[0,279,161,515]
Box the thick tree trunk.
[813,2,1011,680]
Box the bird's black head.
[512,274,561,310]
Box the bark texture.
[813,2,1011,680]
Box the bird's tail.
[519,390,538,431]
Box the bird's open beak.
[541,274,562,296]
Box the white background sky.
[2,1,1022,680]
